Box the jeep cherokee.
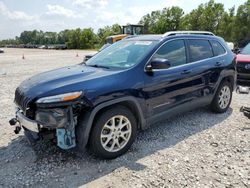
[10,31,236,159]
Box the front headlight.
[36,91,83,104]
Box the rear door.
[185,39,226,102]
[209,40,228,87]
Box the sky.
[0,0,247,40]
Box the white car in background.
[0,48,4,53]
[226,42,234,51]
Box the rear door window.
[210,40,226,56]
[188,39,213,62]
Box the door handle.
[181,70,192,74]
[215,61,223,67]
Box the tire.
[210,81,232,113]
[89,106,137,159]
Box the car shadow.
[0,107,233,187]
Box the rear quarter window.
[210,40,226,56]
[188,39,213,62]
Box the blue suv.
[10,31,236,159]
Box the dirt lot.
[0,48,249,188]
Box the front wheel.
[89,106,137,159]
[210,81,232,113]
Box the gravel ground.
[0,48,249,188]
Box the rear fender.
[212,70,236,99]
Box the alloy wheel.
[100,115,132,152]
[218,85,231,109]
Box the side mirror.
[146,58,171,71]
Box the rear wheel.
[89,106,137,159]
[210,81,232,113]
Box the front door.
[143,39,201,118]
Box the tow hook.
[14,126,21,134]
[9,118,21,134]
[9,118,17,126]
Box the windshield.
[86,40,157,69]
[241,43,250,55]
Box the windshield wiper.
[88,64,110,69]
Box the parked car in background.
[38,45,47,49]
[236,43,250,86]
[0,48,4,53]
[10,31,236,159]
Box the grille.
[14,88,31,111]
[237,62,250,74]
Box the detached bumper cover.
[240,106,250,119]
[237,73,250,86]
[16,111,40,133]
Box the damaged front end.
[36,106,78,149]
[10,90,91,150]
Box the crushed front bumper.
[16,110,40,133]
[10,107,76,150]
[9,109,42,142]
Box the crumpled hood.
[18,64,118,100]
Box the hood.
[18,64,119,100]
[236,54,250,63]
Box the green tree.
[20,31,32,44]
[57,30,70,44]
[79,28,97,49]
[157,6,184,33]
[234,0,250,45]
[97,23,121,45]
[66,28,81,49]
[217,7,235,41]
[139,10,161,33]
[182,0,225,33]
[139,7,184,34]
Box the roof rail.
[122,35,138,40]
[162,31,215,38]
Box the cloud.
[0,1,35,21]
[72,0,108,9]
[46,4,79,18]
[109,0,185,25]
[98,11,116,21]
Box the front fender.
[76,96,146,149]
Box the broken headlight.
[35,108,69,128]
